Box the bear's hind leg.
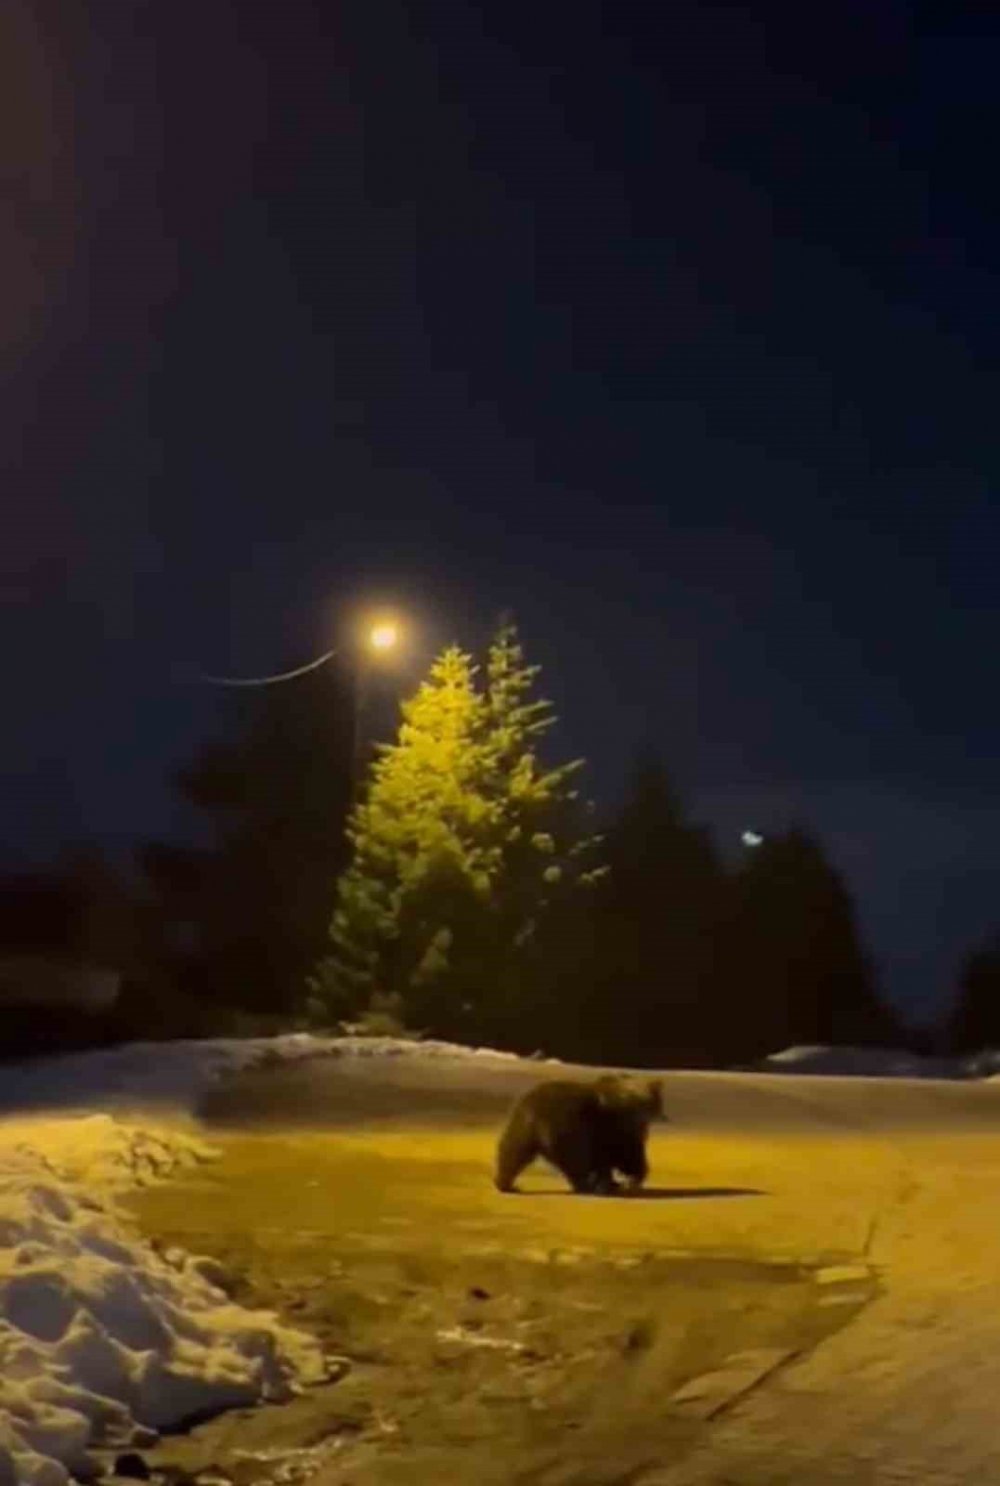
[495,1112,539,1193]
[548,1132,602,1194]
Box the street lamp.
[368,621,399,654]
[194,612,406,795]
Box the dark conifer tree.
[0,851,137,1055]
[947,934,1000,1054]
[717,828,899,1061]
[540,755,725,1067]
[141,663,355,1018]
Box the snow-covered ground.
[0,1038,350,1484]
[0,1137,328,1484]
[3,1034,995,1126]
[753,1043,1000,1079]
[0,1033,526,1485]
[0,1033,518,1117]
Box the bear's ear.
[645,1078,665,1112]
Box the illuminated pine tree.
[309,623,602,1044]
[479,620,603,973]
[308,646,494,1020]
[433,620,601,1045]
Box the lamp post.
[351,620,400,800]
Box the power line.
[195,647,339,687]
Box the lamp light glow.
[369,621,399,652]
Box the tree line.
[2,622,996,1062]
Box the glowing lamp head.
[368,621,399,653]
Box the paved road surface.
[134,1052,1000,1484]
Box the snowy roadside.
[0,1032,518,1118]
[0,1136,331,1485]
[0,1033,517,1485]
[752,1043,1000,1079]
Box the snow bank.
[0,1033,517,1118]
[0,1034,339,1117]
[0,1127,326,1485]
[324,1034,520,1061]
[0,1033,522,1483]
[966,1048,1000,1080]
[756,1045,970,1079]
[0,1117,216,1199]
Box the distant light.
[369,622,399,653]
[741,830,764,847]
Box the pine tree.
[310,624,601,1044]
[483,626,602,912]
[947,934,1000,1054]
[309,646,493,1026]
[541,755,724,1067]
[142,662,355,1020]
[471,621,604,1042]
[717,828,899,1061]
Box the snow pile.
[0,1033,526,1483]
[320,1034,520,1062]
[966,1048,1000,1079]
[0,1136,326,1485]
[0,1033,518,1117]
[756,1045,968,1079]
[0,1034,341,1117]
[0,1116,217,1198]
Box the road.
[129,1052,1000,1484]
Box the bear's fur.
[494,1074,664,1194]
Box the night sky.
[7,1,998,1024]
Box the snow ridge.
[0,1126,327,1485]
[0,1034,520,1484]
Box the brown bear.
[494,1074,664,1194]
